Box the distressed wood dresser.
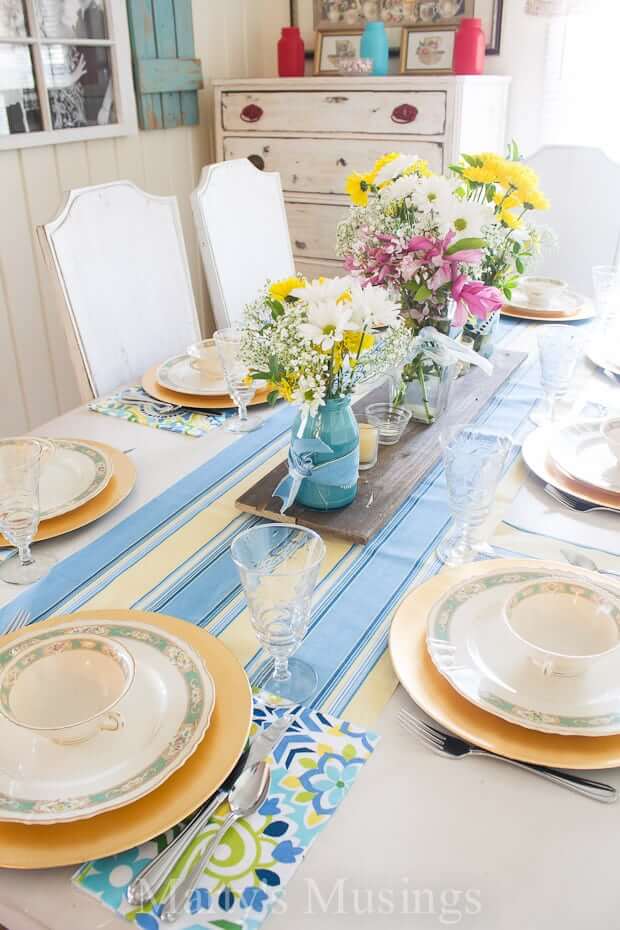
[213,76,510,279]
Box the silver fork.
[398,708,618,803]
[544,483,620,516]
[3,609,31,636]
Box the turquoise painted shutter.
[126,0,203,130]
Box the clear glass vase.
[390,354,456,425]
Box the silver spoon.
[161,762,270,923]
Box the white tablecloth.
[1,387,619,930]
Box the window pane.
[0,44,42,135]
[0,0,27,38]
[35,0,107,39]
[42,44,115,129]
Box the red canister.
[278,27,305,77]
[453,18,485,75]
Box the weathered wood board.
[235,349,528,545]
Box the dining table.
[0,319,619,930]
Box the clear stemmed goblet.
[231,523,325,705]
[213,328,259,433]
[437,424,512,567]
[0,438,56,585]
[530,324,581,426]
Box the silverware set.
[398,708,618,803]
[544,482,619,515]
[126,714,292,918]
[2,609,31,636]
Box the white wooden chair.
[526,146,620,296]
[39,181,201,400]
[192,159,295,329]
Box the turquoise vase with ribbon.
[360,21,389,76]
[274,398,359,512]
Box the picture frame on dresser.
[400,26,456,74]
[475,0,503,54]
[314,31,363,75]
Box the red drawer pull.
[241,104,263,123]
[391,103,418,124]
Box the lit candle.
[358,420,379,471]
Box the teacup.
[187,339,224,379]
[602,417,620,464]
[519,276,568,309]
[503,578,620,679]
[0,635,134,744]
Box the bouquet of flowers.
[240,274,408,416]
[336,149,550,420]
[240,274,410,512]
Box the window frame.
[0,0,137,149]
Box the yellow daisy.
[345,171,374,206]
[269,277,305,301]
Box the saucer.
[0,619,215,824]
[426,566,620,736]
[157,354,228,396]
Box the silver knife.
[126,714,294,907]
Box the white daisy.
[349,283,401,329]
[379,174,423,205]
[411,175,456,213]
[445,200,495,240]
[291,276,354,305]
[374,153,422,186]
[299,300,352,350]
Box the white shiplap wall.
[0,0,288,435]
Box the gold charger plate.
[390,559,620,770]
[501,301,594,322]
[522,424,620,511]
[143,365,270,410]
[0,441,136,548]
[0,609,252,869]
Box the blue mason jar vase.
[291,398,359,510]
[361,21,389,77]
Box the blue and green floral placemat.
[89,386,229,438]
[74,703,378,930]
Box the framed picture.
[474,0,503,54]
[312,0,380,30]
[381,0,474,27]
[400,26,456,74]
[314,30,363,74]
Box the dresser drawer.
[293,256,345,281]
[286,202,348,261]
[221,90,447,137]
[223,137,444,196]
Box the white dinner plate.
[157,354,228,396]
[521,423,620,512]
[509,288,585,315]
[427,566,620,736]
[501,290,594,323]
[0,618,215,824]
[550,421,620,495]
[0,438,113,520]
[586,341,620,377]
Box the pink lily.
[452,277,504,326]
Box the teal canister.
[292,398,359,511]
[361,21,389,76]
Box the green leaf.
[414,283,432,302]
[512,240,521,255]
[445,237,485,255]
[252,371,271,381]
[462,153,481,167]
[515,257,524,274]
[485,184,496,203]
[503,286,513,300]
[267,390,279,406]
[449,163,463,174]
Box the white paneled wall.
[0,0,289,435]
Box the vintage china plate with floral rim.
[425,566,620,737]
[521,423,620,512]
[549,420,620,495]
[0,618,215,825]
[0,438,113,520]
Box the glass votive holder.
[365,403,412,446]
[357,415,379,471]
